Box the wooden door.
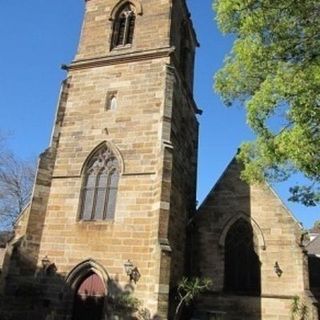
[72,272,105,320]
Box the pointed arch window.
[112,3,136,49]
[224,218,261,295]
[80,146,120,221]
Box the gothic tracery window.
[80,146,120,221]
[224,218,261,295]
[112,3,136,49]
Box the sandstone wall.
[36,57,168,315]
[76,0,172,61]
[2,1,200,319]
[193,158,318,319]
[0,249,5,271]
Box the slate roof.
[306,234,320,256]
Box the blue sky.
[0,0,318,228]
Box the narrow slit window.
[106,91,118,110]
[110,96,117,110]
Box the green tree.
[214,0,320,206]
[174,277,212,320]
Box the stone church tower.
[1,0,199,319]
[3,1,317,319]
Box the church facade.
[0,1,318,319]
[192,159,319,319]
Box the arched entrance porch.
[72,271,105,320]
[65,259,109,320]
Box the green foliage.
[0,280,44,320]
[291,295,309,320]
[174,277,212,320]
[107,291,141,318]
[107,290,153,320]
[177,277,212,306]
[289,186,320,207]
[15,280,42,299]
[137,308,152,320]
[214,0,320,205]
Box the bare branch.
[0,133,35,230]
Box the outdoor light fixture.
[274,261,283,277]
[124,260,141,283]
[41,256,57,275]
[42,256,51,270]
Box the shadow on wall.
[191,159,262,319]
[309,255,320,314]
[0,242,160,320]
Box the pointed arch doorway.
[72,271,105,320]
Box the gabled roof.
[197,154,301,229]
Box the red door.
[72,272,105,320]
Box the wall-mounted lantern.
[41,256,57,275]
[274,261,283,277]
[42,256,51,270]
[124,260,141,283]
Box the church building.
[0,1,318,319]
